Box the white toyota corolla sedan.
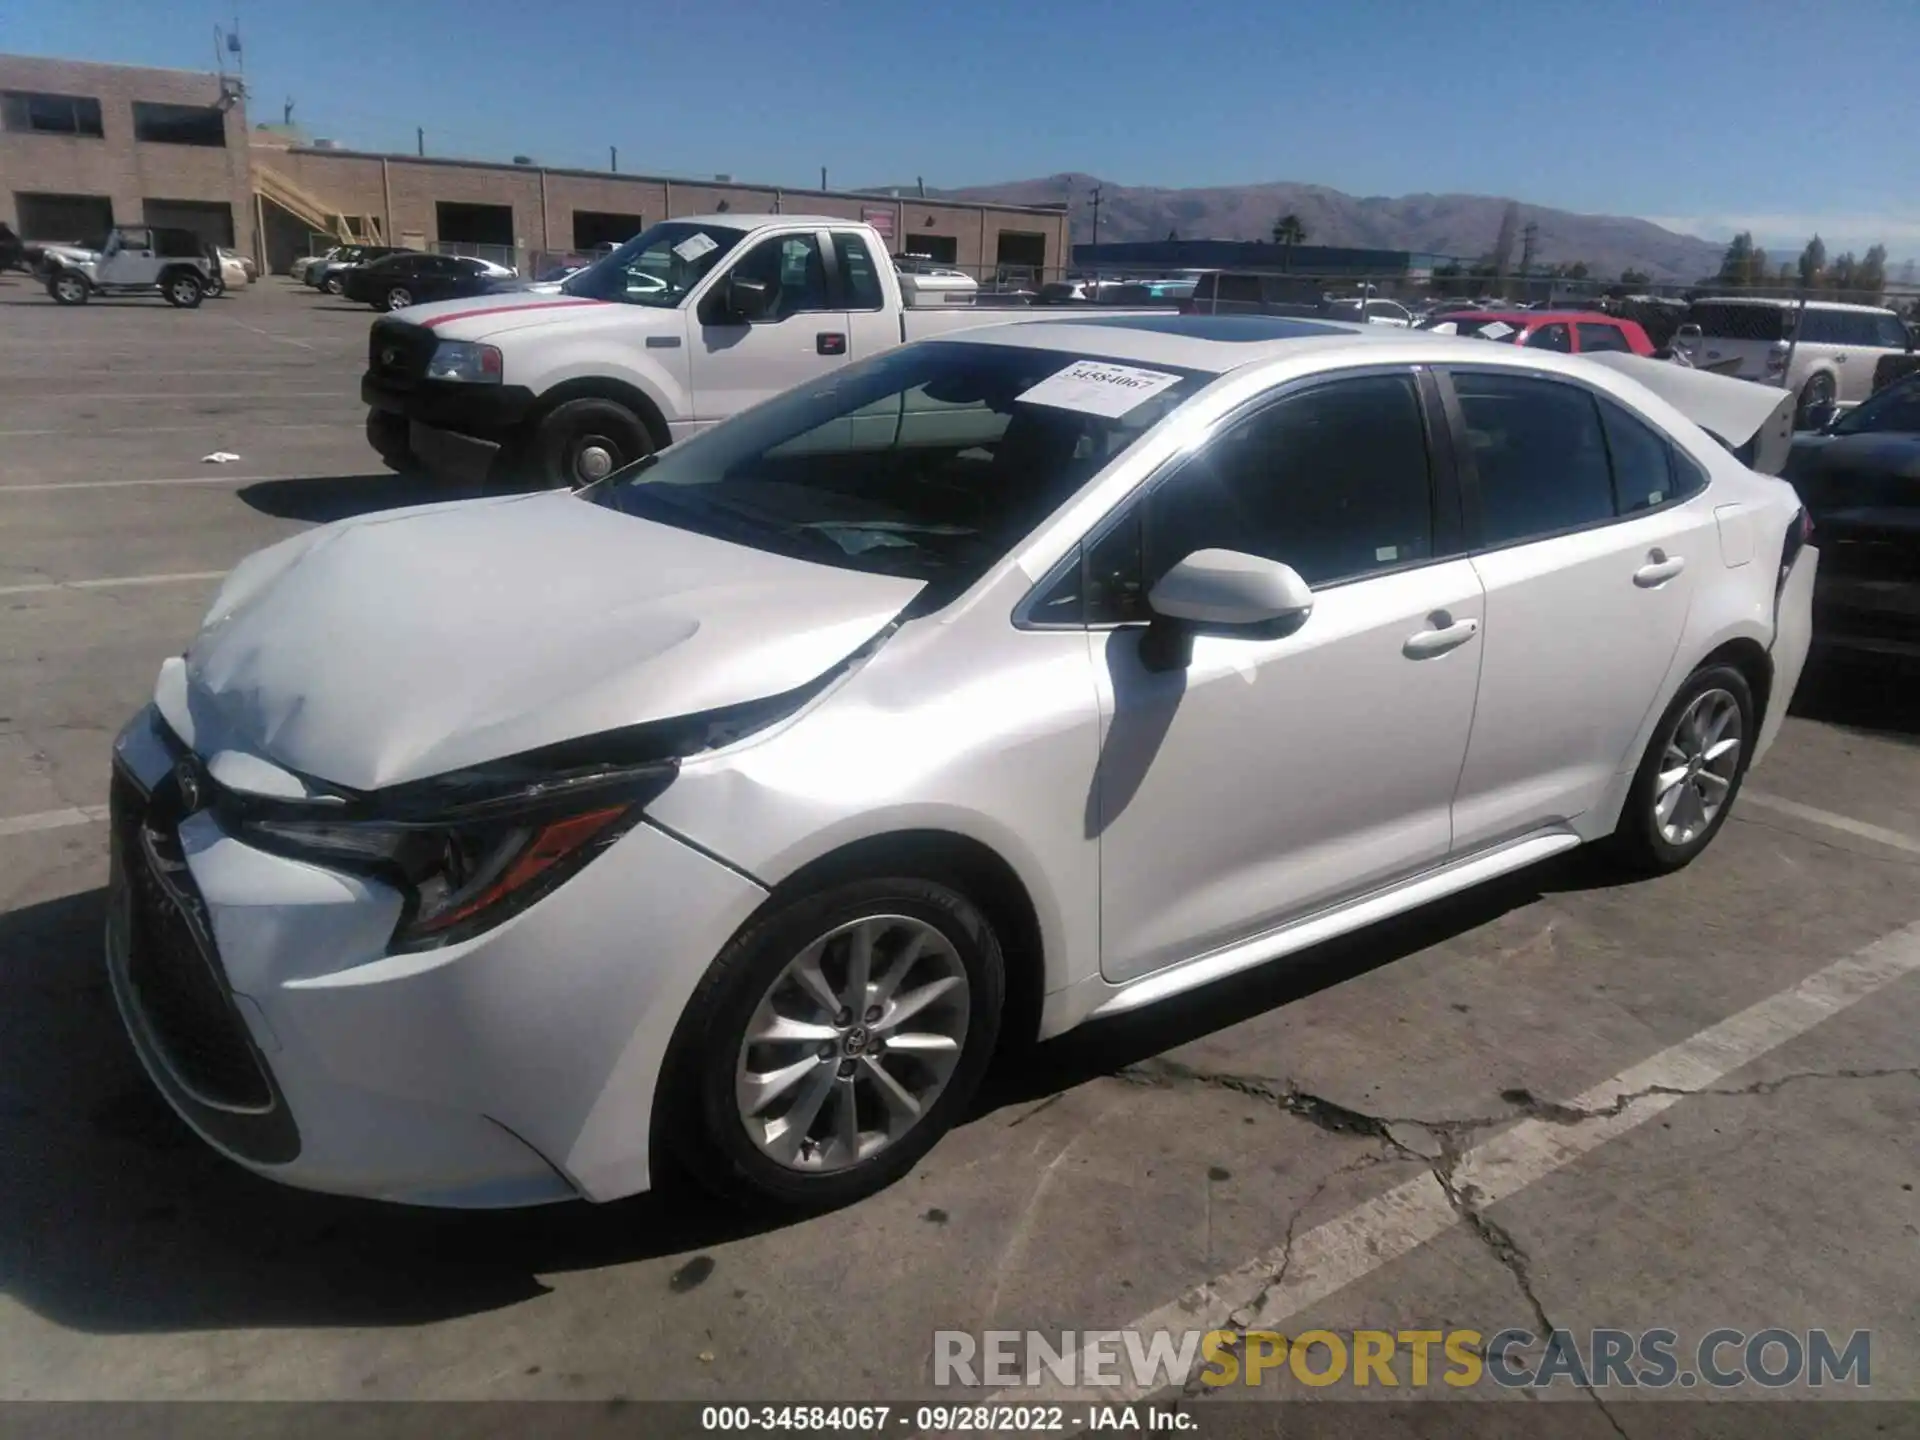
[107,316,1817,1210]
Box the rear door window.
[831,231,886,310]
[1577,322,1632,353]
[1452,372,1614,545]
[1687,303,1786,342]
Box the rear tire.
[323,273,345,296]
[658,876,1005,1210]
[1795,371,1836,428]
[1601,662,1755,876]
[48,271,89,306]
[382,285,413,312]
[162,271,205,309]
[530,396,654,489]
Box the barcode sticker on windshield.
[673,232,719,262]
[1017,361,1184,419]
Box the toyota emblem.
[174,758,204,813]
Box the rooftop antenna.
[214,11,246,105]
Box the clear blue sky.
[7,0,1916,255]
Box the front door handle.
[1403,613,1479,659]
[1634,550,1686,587]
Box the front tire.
[529,396,654,489]
[1602,662,1755,875]
[323,273,345,296]
[48,271,90,306]
[659,878,1006,1210]
[382,285,413,312]
[162,271,204,308]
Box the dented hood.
[157,492,922,791]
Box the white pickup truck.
[362,214,1167,488]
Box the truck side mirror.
[725,274,775,322]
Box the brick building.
[2,52,1069,279]
[0,54,254,253]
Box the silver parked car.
[107,317,1815,1211]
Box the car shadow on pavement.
[1788,656,1919,745]
[0,884,813,1335]
[0,851,1603,1336]
[237,473,488,523]
[975,852,1602,1114]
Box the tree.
[1857,243,1888,299]
[1718,232,1756,287]
[1828,251,1858,295]
[1619,267,1652,288]
[1271,213,1307,246]
[1798,235,1826,289]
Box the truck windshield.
[561,221,747,307]
[585,341,1208,603]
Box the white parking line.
[220,317,319,351]
[0,470,361,493]
[1001,917,1920,1404]
[0,570,224,598]
[0,805,109,838]
[1742,789,1920,858]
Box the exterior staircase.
[254,164,383,245]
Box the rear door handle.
[1634,550,1686,587]
[1403,614,1479,659]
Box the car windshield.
[584,340,1209,603]
[1831,379,1920,436]
[1686,302,1788,342]
[560,220,747,306]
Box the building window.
[131,101,227,146]
[14,192,114,245]
[435,201,515,247]
[143,198,236,248]
[573,210,644,251]
[902,233,958,264]
[2,90,105,137]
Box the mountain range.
[917,173,1729,282]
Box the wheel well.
[159,264,200,284]
[532,377,672,451]
[765,830,1047,1052]
[1698,637,1774,730]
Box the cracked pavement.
[2,280,1919,1422]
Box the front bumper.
[361,374,536,436]
[107,706,769,1207]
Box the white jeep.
[40,226,215,308]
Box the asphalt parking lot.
[2,274,1918,1432]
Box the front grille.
[113,769,273,1112]
[368,318,437,386]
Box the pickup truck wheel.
[48,271,90,306]
[162,271,205,308]
[532,398,654,490]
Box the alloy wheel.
[1652,687,1743,846]
[171,278,199,305]
[387,287,412,310]
[734,914,970,1172]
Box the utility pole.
[1519,221,1539,293]
[610,145,617,173]
[820,166,828,192]
[416,126,425,157]
[1090,185,1103,248]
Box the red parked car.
[1417,309,1656,356]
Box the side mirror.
[725,274,775,322]
[1801,400,1840,433]
[1139,549,1313,671]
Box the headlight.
[425,340,504,384]
[232,765,672,951]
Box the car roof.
[939,314,1428,374]
[1689,296,1895,315]
[670,213,846,231]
